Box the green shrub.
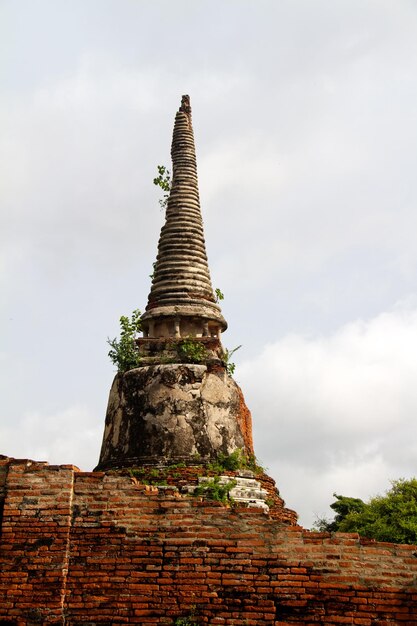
[194,476,236,504]
[107,309,142,372]
[207,449,264,474]
[177,338,208,363]
[129,468,145,479]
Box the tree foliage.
[315,479,417,544]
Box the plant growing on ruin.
[215,287,224,303]
[129,468,145,479]
[208,449,264,474]
[107,309,142,372]
[210,449,245,472]
[212,289,242,375]
[153,164,171,209]
[222,345,242,376]
[194,476,236,504]
[149,261,157,280]
[177,338,208,363]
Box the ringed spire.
[141,95,227,340]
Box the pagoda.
[141,95,227,341]
[96,96,253,470]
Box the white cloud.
[238,301,417,526]
[0,405,102,470]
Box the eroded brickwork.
[0,458,416,625]
[0,459,76,624]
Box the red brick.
[0,460,416,624]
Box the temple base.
[96,364,254,470]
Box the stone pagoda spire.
[96,96,253,470]
[141,95,227,340]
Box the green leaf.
[107,310,143,372]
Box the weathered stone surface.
[141,95,227,339]
[135,335,224,365]
[97,364,254,469]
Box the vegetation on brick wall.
[124,451,263,493]
[194,476,236,504]
[2,459,417,623]
[316,478,417,544]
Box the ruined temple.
[0,96,416,625]
[97,95,253,471]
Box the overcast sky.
[1,0,417,526]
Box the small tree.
[315,479,417,544]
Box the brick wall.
[0,458,416,625]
